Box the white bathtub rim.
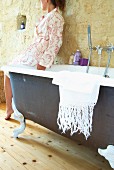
[1,65,56,78]
[1,65,114,88]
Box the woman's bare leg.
[4,75,14,120]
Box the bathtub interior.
[46,65,114,79]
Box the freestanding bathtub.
[2,65,114,151]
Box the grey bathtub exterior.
[10,72,114,151]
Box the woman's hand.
[37,64,46,70]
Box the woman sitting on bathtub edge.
[4,0,66,120]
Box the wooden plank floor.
[0,103,112,170]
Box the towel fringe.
[57,103,95,140]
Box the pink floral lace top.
[12,8,64,68]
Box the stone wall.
[0,71,5,103]
[0,0,114,67]
[0,0,42,66]
[62,0,114,67]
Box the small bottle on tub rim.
[73,50,82,65]
[69,53,74,65]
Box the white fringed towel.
[52,71,101,139]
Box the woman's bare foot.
[5,109,14,120]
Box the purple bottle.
[73,50,82,65]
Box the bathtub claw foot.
[13,120,26,138]
[12,98,26,138]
